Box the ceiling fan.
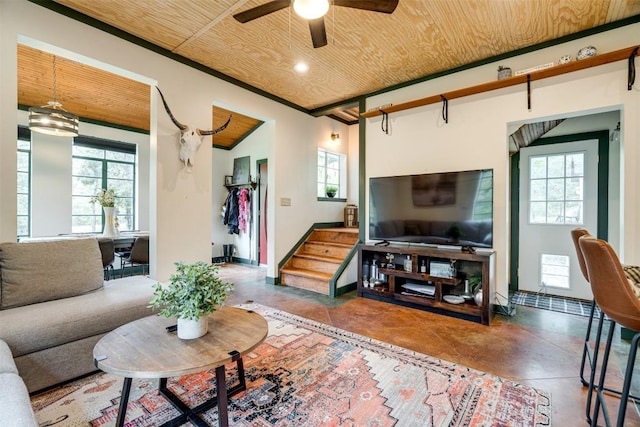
[233,0,399,48]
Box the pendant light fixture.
[29,55,79,137]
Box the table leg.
[116,377,132,427]
[216,365,229,427]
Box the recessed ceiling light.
[294,62,309,73]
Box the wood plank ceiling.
[17,1,640,143]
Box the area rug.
[511,291,598,318]
[32,304,551,426]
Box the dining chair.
[579,236,640,427]
[118,236,149,277]
[97,238,115,281]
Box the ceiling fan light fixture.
[294,62,309,73]
[293,0,329,20]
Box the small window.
[17,127,31,238]
[529,152,584,224]
[540,253,570,289]
[317,148,346,199]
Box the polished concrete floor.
[220,263,640,426]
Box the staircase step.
[281,267,332,295]
[290,254,341,274]
[302,241,353,258]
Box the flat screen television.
[369,169,493,248]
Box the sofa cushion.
[0,275,156,357]
[0,373,38,427]
[0,340,18,374]
[0,238,104,309]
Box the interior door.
[518,139,599,300]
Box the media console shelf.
[358,243,495,325]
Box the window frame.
[17,126,31,239]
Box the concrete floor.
[220,263,640,426]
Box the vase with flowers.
[90,188,118,237]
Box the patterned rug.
[32,304,552,426]
[511,291,598,318]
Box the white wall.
[364,23,640,300]
[0,0,351,281]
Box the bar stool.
[579,236,640,426]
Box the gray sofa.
[0,339,37,426]
[0,238,156,405]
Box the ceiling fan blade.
[333,0,399,14]
[309,18,327,48]
[233,0,290,23]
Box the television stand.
[358,243,495,325]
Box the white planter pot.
[474,290,483,306]
[177,316,208,339]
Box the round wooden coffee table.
[93,306,268,427]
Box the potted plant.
[149,261,234,339]
[325,185,338,198]
[469,272,483,306]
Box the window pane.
[72,176,102,196]
[17,152,29,171]
[546,202,564,223]
[17,140,30,150]
[73,146,104,158]
[547,155,565,178]
[530,157,547,179]
[17,217,29,237]
[17,172,29,193]
[109,179,134,198]
[547,178,565,201]
[565,202,582,223]
[530,201,547,223]
[17,194,29,215]
[530,180,546,201]
[566,177,583,201]
[566,153,584,177]
[73,215,101,233]
[106,151,135,162]
[108,162,134,180]
[73,158,102,178]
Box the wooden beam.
[361,45,640,119]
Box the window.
[317,148,346,199]
[17,127,31,238]
[72,137,136,233]
[529,152,584,224]
[540,253,570,289]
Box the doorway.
[511,129,611,300]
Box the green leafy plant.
[325,185,338,194]
[468,272,483,294]
[149,261,234,321]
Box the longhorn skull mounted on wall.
[156,86,231,171]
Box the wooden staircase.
[280,227,359,295]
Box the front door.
[518,139,599,300]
